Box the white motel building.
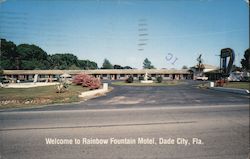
[2,69,193,82]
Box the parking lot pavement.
[86,81,248,106]
[2,80,248,112]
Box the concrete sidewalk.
[209,87,249,95]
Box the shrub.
[73,73,88,85]
[56,81,69,93]
[243,76,250,82]
[126,76,134,83]
[156,76,163,83]
[73,73,101,89]
[85,77,101,90]
[139,76,144,81]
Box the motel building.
[2,69,193,83]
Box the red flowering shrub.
[73,73,101,89]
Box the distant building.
[190,64,219,80]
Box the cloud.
[0,0,6,4]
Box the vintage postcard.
[0,0,249,159]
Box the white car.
[196,76,208,81]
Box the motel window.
[133,74,138,77]
[40,75,45,78]
[164,74,169,77]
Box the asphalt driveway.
[7,80,249,111]
[87,80,248,106]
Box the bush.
[73,73,101,89]
[126,76,134,83]
[56,81,69,93]
[156,76,163,83]
[139,76,144,81]
[243,76,250,81]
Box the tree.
[182,65,188,69]
[102,58,113,69]
[48,53,78,70]
[241,48,250,71]
[78,60,98,70]
[0,39,101,70]
[113,65,133,69]
[0,39,18,69]
[87,61,98,69]
[123,66,132,69]
[68,64,81,70]
[143,58,155,69]
[17,44,49,69]
[113,64,123,69]
[232,65,242,72]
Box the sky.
[0,0,249,69]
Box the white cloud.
[0,0,6,4]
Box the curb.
[79,83,109,98]
[209,87,250,95]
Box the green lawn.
[112,80,185,86]
[0,84,89,109]
[223,82,250,91]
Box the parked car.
[0,77,11,84]
[196,76,208,81]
